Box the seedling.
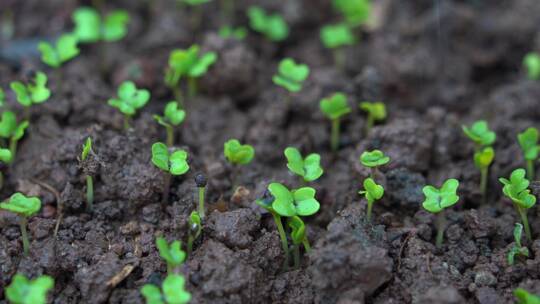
[0,193,41,256]
[164,45,217,103]
[219,26,247,40]
[0,148,12,189]
[0,111,28,162]
[10,72,51,119]
[141,274,191,304]
[320,24,356,70]
[194,173,207,219]
[517,127,539,180]
[474,146,494,203]
[284,147,323,183]
[156,237,186,274]
[333,0,371,27]
[223,139,254,189]
[151,142,189,203]
[462,120,496,150]
[358,177,384,221]
[5,273,54,304]
[80,137,94,211]
[153,101,186,147]
[187,211,201,256]
[72,7,130,43]
[320,92,351,151]
[514,288,540,304]
[523,52,540,80]
[180,0,210,4]
[360,149,390,179]
[422,179,460,248]
[287,216,311,269]
[247,6,289,42]
[359,101,386,135]
[108,81,150,129]
[499,168,536,241]
[38,34,80,68]
[508,223,530,266]
[272,58,310,98]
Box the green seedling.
[247,6,289,42]
[514,288,540,304]
[360,149,390,179]
[108,81,150,129]
[151,142,189,204]
[333,0,371,27]
[180,0,211,4]
[224,139,254,189]
[38,34,80,68]
[219,26,247,40]
[194,173,207,220]
[5,273,54,304]
[154,101,186,147]
[508,223,530,266]
[474,146,494,203]
[0,111,28,161]
[0,148,12,189]
[10,72,51,119]
[499,168,536,242]
[0,193,41,256]
[320,92,351,151]
[287,216,311,269]
[320,24,356,70]
[72,7,130,43]
[80,137,94,211]
[284,147,323,183]
[272,58,310,94]
[0,88,5,107]
[523,52,540,80]
[156,237,186,274]
[358,177,384,221]
[187,211,202,256]
[359,101,386,135]
[462,120,496,150]
[422,179,460,248]
[517,127,539,180]
[164,45,217,103]
[141,274,191,304]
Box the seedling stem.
[123,115,131,130]
[526,160,535,181]
[174,87,184,108]
[365,115,374,136]
[86,175,94,211]
[9,138,18,160]
[188,77,197,98]
[480,167,488,204]
[517,206,532,242]
[272,212,290,270]
[436,212,445,248]
[166,125,175,148]
[20,217,29,256]
[293,244,300,269]
[333,48,345,71]
[331,119,340,152]
[303,239,311,253]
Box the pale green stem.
[480,167,488,204]
[123,115,131,130]
[333,48,345,71]
[173,86,184,109]
[366,200,373,222]
[20,217,29,256]
[188,77,197,99]
[365,115,374,136]
[526,160,535,181]
[86,175,94,212]
[303,238,311,253]
[198,186,206,220]
[272,212,289,270]
[331,118,340,152]
[293,244,300,269]
[9,138,17,162]
[517,205,532,242]
[436,212,446,248]
[187,235,194,256]
[166,125,174,147]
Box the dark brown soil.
[1,0,540,303]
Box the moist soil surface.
[1,0,540,303]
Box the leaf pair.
[499,169,536,209]
[360,150,390,168]
[422,179,460,213]
[284,147,324,182]
[108,81,150,116]
[81,137,92,161]
[288,216,306,245]
[462,120,496,147]
[189,211,202,240]
[165,46,217,87]
[507,223,529,266]
[219,26,247,40]
[154,102,186,127]
[474,147,495,170]
[320,93,351,120]
[247,6,289,41]
[141,274,191,304]
[332,0,371,27]
[0,111,28,141]
[267,183,320,217]
[359,101,386,121]
[0,149,12,163]
[359,178,384,203]
[151,143,189,176]
[0,192,41,217]
[72,7,130,43]
[38,34,80,68]
[320,24,356,49]
[10,72,51,107]
[5,274,54,304]
[156,237,186,270]
[272,58,310,93]
[518,127,540,161]
[224,139,254,165]
[523,52,540,80]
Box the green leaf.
[523,52,540,80]
[103,10,130,41]
[287,216,306,245]
[247,6,289,41]
[359,177,384,203]
[218,26,247,40]
[293,187,320,216]
[421,179,460,213]
[499,168,536,209]
[189,211,202,239]
[151,142,170,172]
[474,147,495,170]
[518,127,539,161]
[164,102,186,126]
[223,139,255,165]
[514,288,540,304]
[320,23,356,49]
[272,58,310,93]
[28,72,51,104]
[56,34,80,62]
[141,284,164,304]
[360,150,390,168]
[359,101,386,121]
[5,274,54,304]
[109,81,150,116]
[163,274,191,304]
[0,111,17,138]
[37,41,60,68]
[320,92,351,120]
[0,148,12,163]
[0,193,41,217]
[10,82,32,107]
[303,154,324,182]
[156,237,186,268]
[72,7,101,43]
[169,150,189,176]
[189,52,217,77]
[333,0,371,27]
[268,183,295,217]
[462,120,496,147]
[81,137,92,161]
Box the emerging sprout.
[507,223,530,266]
[360,149,390,179]
[462,120,496,149]
[320,92,351,151]
[108,81,150,129]
[10,71,51,118]
[187,211,202,256]
[523,52,540,80]
[194,173,207,220]
[80,137,94,211]
[514,288,540,304]
[156,237,186,274]
[272,58,310,94]
[358,177,384,221]
[151,142,189,204]
[0,111,27,161]
[5,273,54,304]
[141,274,191,304]
[422,179,460,248]
[38,34,80,68]
[474,146,495,204]
[517,127,539,180]
[219,26,247,40]
[0,148,12,189]
[154,101,186,147]
[247,6,289,42]
[287,216,311,269]
[224,139,254,190]
[0,193,41,256]
[320,24,356,69]
[332,0,371,27]
[284,147,323,183]
[72,7,130,43]
[359,101,386,135]
[499,168,536,242]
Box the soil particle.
[475,287,503,304]
[74,252,124,304]
[416,285,464,304]
[206,208,260,249]
[385,168,425,207]
[271,270,314,304]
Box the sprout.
[284,147,324,183]
[151,142,190,204]
[224,139,255,190]
[421,179,460,248]
[514,288,540,304]
[156,237,186,274]
[0,148,12,189]
[359,101,386,135]
[154,101,186,147]
[462,120,496,150]
[272,58,310,94]
[247,6,289,42]
[0,111,27,162]
[80,137,95,211]
[0,193,41,256]
[517,127,539,180]
[523,52,540,80]
[507,223,530,266]
[287,216,311,269]
[320,24,356,69]
[10,71,51,119]
[332,0,371,27]
[218,26,247,40]
[72,7,130,43]
[141,274,191,304]
[108,81,150,129]
[5,273,54,304]
[499,169,536,242]
[360,149,390,179]
[194,173,207,219]
[320,92,351,151]
[164,45,217,102]
[358,177,384,221]
[474,146,495,204]
[38,34,80,68]
[187,211,202,256]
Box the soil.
[1,0,540,303]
